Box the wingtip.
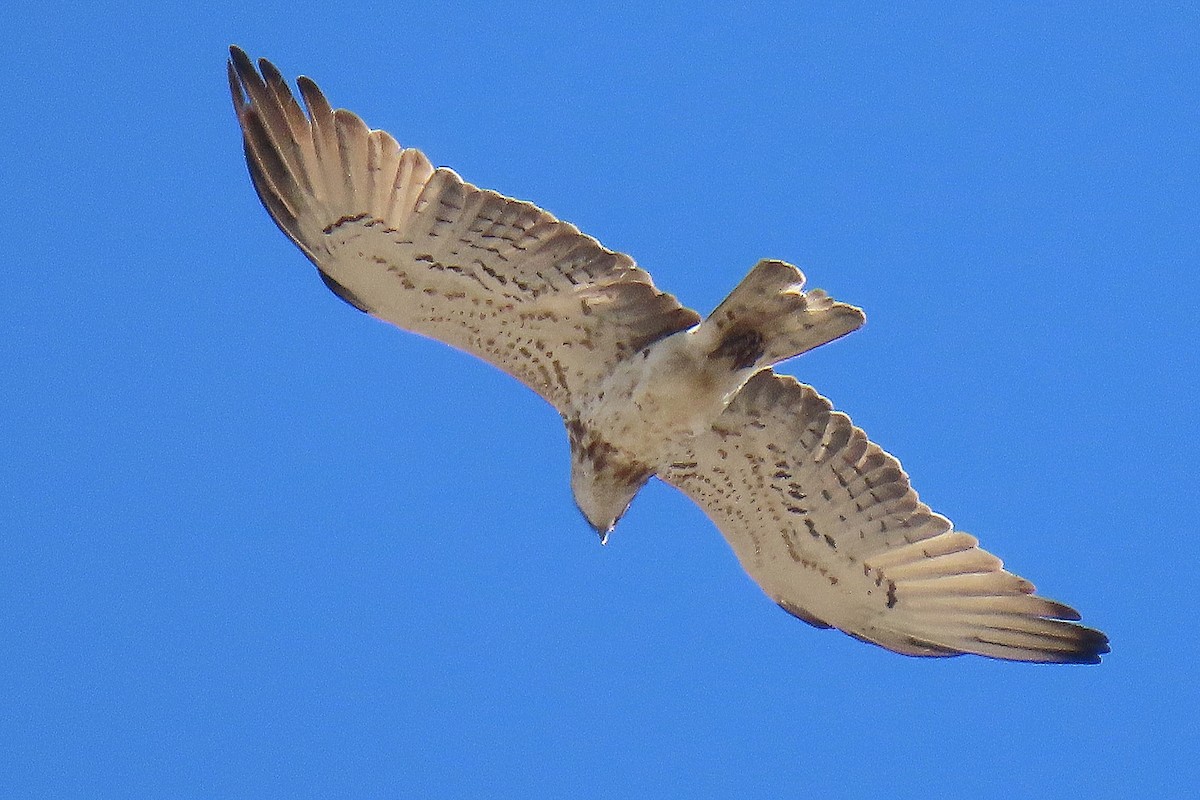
[227,45,256,112]
[226,59,243,111]
[227,47,288,101]
[228,44,254,76]
[257,54,286,87]
[1049,627,1109,664]
[289,75,330,122]
[1081,627,1112,662]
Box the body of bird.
[228,46,1108,663]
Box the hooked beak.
[586,515,615,546]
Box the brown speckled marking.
[565,417,586,443]
[707,325,765,370]
[580,433,618,471]
[322,212,371,235]
[551,360,570,393]
[611,458,653,485]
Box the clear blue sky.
[3,3,1196,797]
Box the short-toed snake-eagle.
[229,47,1108,663]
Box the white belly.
[584,330,753,466]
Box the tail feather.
[698,259,864,370]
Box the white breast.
[583,330,754,466]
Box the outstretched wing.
[661,371,1108,663]
[228,47,699,413]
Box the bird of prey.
[228,46,1108,663]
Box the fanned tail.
[696,259,865,371]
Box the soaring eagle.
[228,47,1108,663]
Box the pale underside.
[229,47,1108,663]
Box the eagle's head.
[569,448,652,544]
